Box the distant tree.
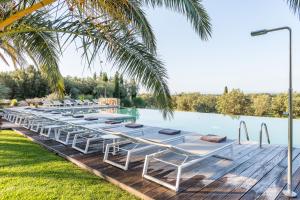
[293,95,300,117]
[271,94,288,117]
[129,79,138,100]
[93,80,114,98]
[139,94,158,108]
[224,86,228,94]
[174,94,193,111]
[113,72,120,98]
[102,72,108,98]
[0,84,11,99]
[93,72,97,80]
[119,74,127,99]
[252,94,271,116]
[70,87,80,99]
[132,97,146,108]
[102,73,108,82]
[216,89,249,115]
[194,95,217,113]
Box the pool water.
[104,108,300,147]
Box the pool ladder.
[238,121,271,148]
[259,122,270,148]
[238,121,250,144]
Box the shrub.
[132,97,146,108]
[10,99,18,107]
[121,98,132,107]
[78,94,85,101]
[84,95,94,101]
[70,87,80,99]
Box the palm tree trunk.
[0,0,56,30]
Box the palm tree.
[0,0,212,118]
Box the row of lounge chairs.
[42,99,99,107]
[3,107,235,192]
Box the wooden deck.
[1,119,300,200]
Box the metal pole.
[252,26,296,197]
[282,27,297,198]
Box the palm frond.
[286,0,300,16]
[0,0,212,117]
[67,0,156,52]
[142,0,211,40]
[1,10,64,96]
[106,35,173,118]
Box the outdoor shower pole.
[284,27,296,198]
[251,27,296,198]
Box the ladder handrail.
[259,122,270,148]
[238,120,250,144]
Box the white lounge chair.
[142,134,234,192]
[71,123,124,154]
[103,126,186,170]
[63,99,74,107]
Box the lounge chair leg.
[72,134,78,148]
[175,166,182,192]
[54,129,58,140]
[84,140,90,154]
[124,151,131,170]
[142,155,150,177]
[47,128,51,137]
[66,133,70,144]
[113,138,117,155]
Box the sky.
[2,0,300,94]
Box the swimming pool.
[104,107,300,147]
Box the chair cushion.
[105,120,122,124]
[62,113,72,116]
[201,134,227,143]
[51,111,60,114]
[125,123,143,128]
[84,117,98,121]
[72,114,84,118]
[158,129,181,135]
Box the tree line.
[139,88,300,118]
[0,66,141,107]
[1,69,298,118]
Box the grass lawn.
[0,130,138,200]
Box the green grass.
[0,130,138,200]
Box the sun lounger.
[103,126,187,170]
[142,133,235,192]
[74,100,84,106]
[55,121,119,145]
[40,122,68,138]
[52,100,64,107]
[71,123,124,154]
[56,126,90,145]
[63,99,74,107]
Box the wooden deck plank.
[151,144,253,200]
[240,148,300,200]
[189,145,283,200]
[222,147,288,200]
[275,166,300,200]
[257,153,300,200]
[167,144,265,200]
